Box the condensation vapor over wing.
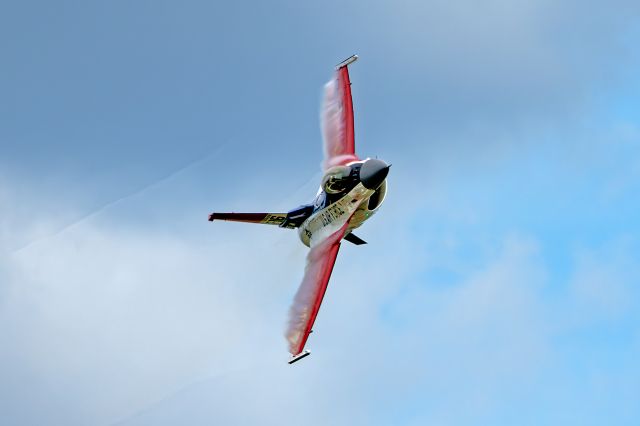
[321,64,359,171]
[285,222,348,356]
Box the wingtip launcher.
[335,54,358,70]
[288,350,311,365]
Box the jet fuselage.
[298,158,389,247]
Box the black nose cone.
[359,159,390,190]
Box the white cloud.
[0,187,309,424]
[2,161,640,425]
[3,114,640,425]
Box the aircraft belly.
[299,183,374,247]
[347,205,370,230]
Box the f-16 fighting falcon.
[208,55,389,364]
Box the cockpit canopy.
[321,163,361,194]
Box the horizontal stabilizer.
[208,212,287,226]
[344,232,367,245]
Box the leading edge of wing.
[285,222,348,359]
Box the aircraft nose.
[359,158,390,190]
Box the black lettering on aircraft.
[265,215,286,224]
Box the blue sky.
[2,1,640,425]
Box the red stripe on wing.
[321,65,359,170]
[338,66,355,158]
[286,223,348,356]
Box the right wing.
[321,55,359,171]
[208,212,287,226]
[286,222,348,358]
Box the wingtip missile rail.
[335,54,358,70]
[288,350,311,364]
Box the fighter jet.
[208,55,389,364]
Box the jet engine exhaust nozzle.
[359,159,390,190]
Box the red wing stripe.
[302,242,341,351]
[337,66,355,157]
[321,62,359,171]
[286,223,348,356]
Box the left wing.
[286,222,348,360]
[208,212,287,226]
